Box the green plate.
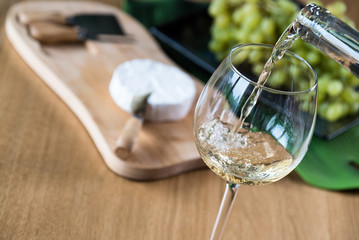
[296,124,359,190]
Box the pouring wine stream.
[232,23,299,134]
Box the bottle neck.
[294,3,359,78]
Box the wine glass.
[193,43,318,239]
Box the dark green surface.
[124,0,208,27]
[296,124,359,190]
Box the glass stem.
[210,182,240,240]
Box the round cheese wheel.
[109,59,197,122]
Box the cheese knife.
[18,11,128,44]
[115,92,151,159]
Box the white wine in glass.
[193,44,318,239]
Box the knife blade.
[18,11,128,44]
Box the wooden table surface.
[1,0,358,239]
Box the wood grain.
[5,1,203,180]
[0,0,359,240]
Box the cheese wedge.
[109,59,196,122]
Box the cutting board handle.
[28,22,81,44]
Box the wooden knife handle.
[28,22,81,44]
[17,10,67,25]
[115,117,143,159]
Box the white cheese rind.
[109,59,196,122]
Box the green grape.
[246,0,261,4]
[341,87,359,103]
[327,80,344,97]
[274,57,287,69]
[209,39,224,53]
[233,48,251,65]
[252,63,264,76]
[228,0,245,4]
[260,18,276,43]
[211,25,231,42]
[260,18,276,35]
[325,102,345,122]
[248,49,263,63]
[318,74,331,91]
[297,80,310,92]
[215,14,231,28]
[242,11,262,31]
[208,0,227,17]
[318,102,329,119]
[240,3,259,17]
[232,7,246,24]
[267,71,286,88]
[249,29,265,43]
[305,51,321,66]
[233,27,251,43]
[288,62,300,76]
[232,3,258,26]
[300,99,311,112]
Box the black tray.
[150,8,217,81]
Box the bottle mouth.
[229,43,318,96]
[300,3,319,19]
[296,3,331,28]
[295,3,359,67]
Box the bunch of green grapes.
[209,0,298,59]
[208,0,359,122]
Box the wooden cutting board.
[5,1,204,180]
